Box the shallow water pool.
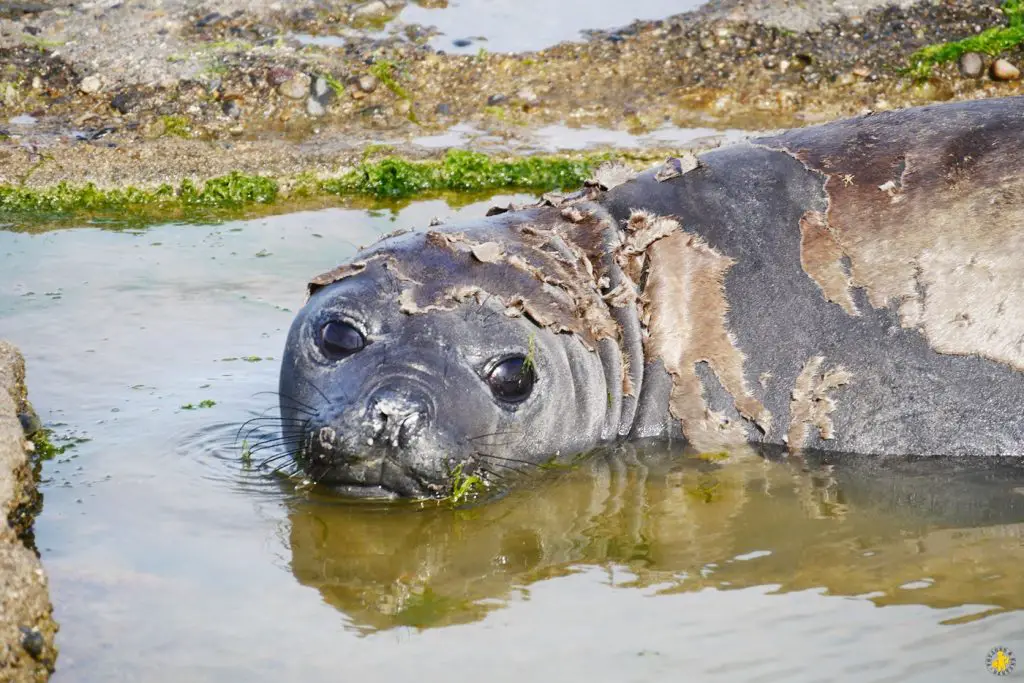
[2,197,1024,682]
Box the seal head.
[279,206,635,499]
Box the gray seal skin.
[280,95,1024,499]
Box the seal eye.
[486,356,535,403]
[320,321,365,358]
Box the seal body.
[280,96,1024,498]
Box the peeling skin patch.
[786,356,852,454]
[798,210,859,316]
[306,259,371,299]
[588,162,637,192]
[758,100,1024,372]
[655,154,700,183]
[644,226,772,452]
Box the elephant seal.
[279,95,1024,499]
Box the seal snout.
[366,388,430,449]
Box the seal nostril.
[397,411,425,448]
[366,389,431,449]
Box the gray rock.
[306,97,325,117]
[222,99,241,119]
[313,76,338,105]
[487,93,507,106]
[958,52,984,78]
[279,72,311,99]
[991,58,1021,81]
[435,102,451,115]
[79,75,102,94]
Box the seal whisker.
[252,391,318,413]
[475,452,540,469]
[235,416,309,444]
[246,437,305,456]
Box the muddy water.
[2,198,1024,682]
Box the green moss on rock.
[321,149,606,199]
[0,150,613,224]
[908,0,1024,78]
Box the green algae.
[908,0,1024,78]
[368,59,410,100]
[159,114,193,138]
[0,171,277,216]
[321,149,605,199]
[0,150,612,225]
[447,463,486,505]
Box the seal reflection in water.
[286,449,1024,631]
[279,96,1024,499]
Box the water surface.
[399,0,706,53]
[2,198,1024,681]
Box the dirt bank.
[0,341,57,682]
[0,0,1022,216]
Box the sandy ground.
[0,0,1020,194]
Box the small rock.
[991,58,1020,81]
[452,38,472,47]
[313,76,337,105]
[435,102,451,115]
[486,93,507,106]
[79,75,102,94]
[221,99,241,118]
[279,72,311,99]
[266,66,294,87]
[357,74,378,93]
[958,52,984,78]
[515,87,539,106]
[19,626,44,660]
[110,88,142,114]
[195,11,223,28]
[351,0,390,19]
[306,97,325,117]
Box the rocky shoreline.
[0,341,58,683]
[0,0,1022,214]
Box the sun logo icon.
[987,647,1016,676]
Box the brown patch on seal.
[798,210,859,316]
[758,100,1024,371]
[644,228,772,451]
[785,356,852,454]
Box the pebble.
[79,75,102,94]
[991,58,1020,81]
[110,88,141,114]
[313,77,337,105]
[351,0,391,19]
[487,93,507,106]
[19,627,44,660]
[435,102,451,115]
[266,66,294,87]
[958,52,984,78]
[357,74,379,93]
[222,99,241,118]
[452,38,472,47]
[279,72,311,99]
[306,97,325,117]
[515,87,539,106]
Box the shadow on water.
[283,445,1024,632]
